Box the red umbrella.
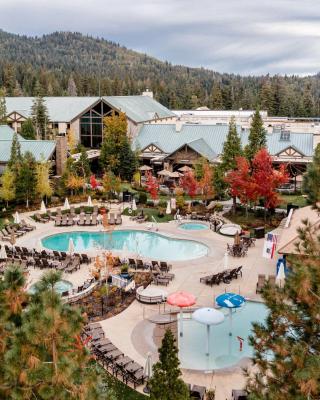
[167,291,196,336]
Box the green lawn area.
[225,208,285,232]
[122,207,174,223]
[278,194,308,209]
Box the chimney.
[55,135,67,176]
[175,120,183,132]
[142,88,153,98]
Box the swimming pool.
[178,301,268,370]
[29,280,73,295]
[41,230,208,261]
[179,222,208,231]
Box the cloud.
[0,0,319,75]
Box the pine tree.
[31,85,49,139]
[0,168,15,207]
[211,83,223,109]
[149,329,189,400]
[247,220,320,399]
[302,143,320,211]
[20,118,36,139]
[221,116,242,171]
[260,80,274,114]
[67,74,78,96]
[0,88,7,124]
[15,151,37,207]
[245,108,267,163]
[8,131,22,171]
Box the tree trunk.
[232,196,237,214]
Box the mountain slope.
[0,29,319,116]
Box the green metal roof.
[102,96,175,123]
[0,126,55,163]
[5,96,175,124]
[135,124,314,159]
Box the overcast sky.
[0,0,319,76]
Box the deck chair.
[108,213,115,225]
[91,214,98,225]
[78,214,85,226]
[256,274,266,293]
[115,214,122,225]
[85,214,91,226]
[268,275,276,287]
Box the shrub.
[146,199,154,207]
[206,389,215,399]
[158,207,165,217]
[138,192,148,204]
[120,264,129,274]
[214,203,223,212]
[158,200,167,208]
[176,196,185,209]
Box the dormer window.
[280,130,290,141]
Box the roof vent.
[175,120,183,132]
[280,130,291,141]
[142,89,153,98]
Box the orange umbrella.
[167,291,196,336]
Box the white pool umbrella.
[143,352,153,394]
[0,246,7,260]
[68,238,75,256]
[224,252,229,270]
[192,307,225,355]
[40,200,47,214]
[132,198,137,211]
[276,261,286,288]
[14,212,21,224]
[64,198,70,210]
[87,196,93,207]
[166,201,171,215]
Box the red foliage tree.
[90,175,98,190]
[225,157,257,216]
[252,148,288,210]
[145,171,159,200]
[199,163,214,202]
[179,170,198,197]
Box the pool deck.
[3,206,277,400]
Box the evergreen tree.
[149,329,189,400]
[211,83,223,109]
[20,118,36,139]
[260,80,274,114]
[0,88,7,124]
[302,143,320,211]
[245,108,267,163]
[213,164,228,199]
[8,131,22,171]
[15,151,37,207]
[31,85,49,139]
[118,140,138,181]
[247,220,320,399]
[0,168,15,207]
[221,116,242,171]
[67,74,78,96]
[302,84,314,117]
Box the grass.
[278,194,308,209]
[122,207,174,223]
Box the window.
[280,131,290,141]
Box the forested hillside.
[0,29,319,116]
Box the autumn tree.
[247,220,320,399]
[36,159,53,202]
[179,170,198,197]
[90,175,98,190]
[199,163,214,203]
[102,170,121,199]
[302,143,320,211]
[245,108,267,163]
[0,168,15,207]
[225,157,257,217]
[67,174,85,195]
[67,128,77,153]
[251,148,288,219]
[145,171,159,200]
[149,329,189,400]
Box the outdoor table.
[105,349,123,361]
[93,338,111,347]
[125,362,143,374]
[91,331,103,341]
[115,356,133,367]
[99,344,117,353]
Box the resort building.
[5,94,176,147]
[134,122,314,176]
[0,125,63,174]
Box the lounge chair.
[78,214,85,226]
[256,274,266,293]
[91,214,98,225]
[93,205,99,214]
[153,275,169,286]
[7,226,23,237]
[55,216,62,226]
[115,214,122,225]
[232,389,248,400]
[128,258,136,269]
[34,213,48,223]
[135,259,145,269]
[137,215,148,223]
[80,253,91,264]
[0,231,11,242]
[61,215,68,226]
[56,208,62,216]
[21,219,36,230]
[160,261,172,271]
[108,213,115,225]
[85,214,91,226]
[268,275,276,287]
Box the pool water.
[178,302,268,370]
[42,230,208,261]
[180,223,208,231]
[29,280,73,295]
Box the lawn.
[122,207,174,223]
[278,194,308,209]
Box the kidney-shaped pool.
[41,230,209,261]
